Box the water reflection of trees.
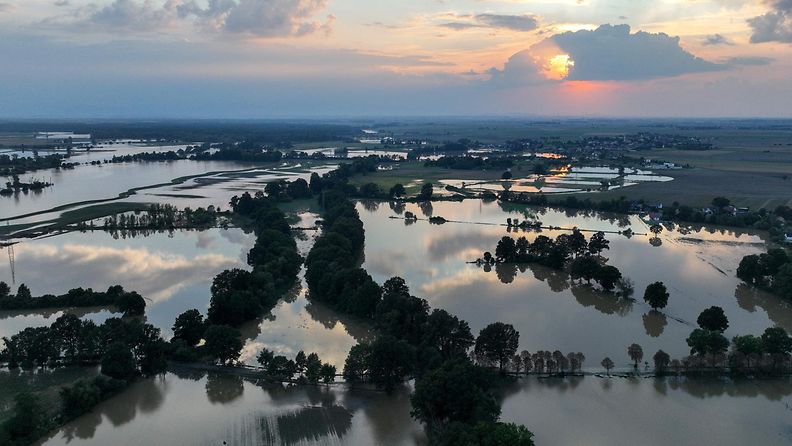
[656,376,792,400]
[0,306,108,322]
[735,284,792,333]
[261,405,353,445]
[360,200,380,213]
[304,300,374,343]
[643,310,668,337]
[418,201,433,218]
[59,376,167,441]
[570,284,633,316]
[389,201,405,215]
[206,372,244,405]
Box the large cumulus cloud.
[548,24,723,81]
[748,0,792,43]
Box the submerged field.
[2,127,792,445]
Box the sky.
[0,0,790,118]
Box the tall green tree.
[643,282,669,310]
[475,323,520,372]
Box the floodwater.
[0,215,366,367]
[37,372,792,446]
[3,155,335,225]
[0,228,254,338]
[39,370,425,446]
[358,199,786,366]
[4,185,792,445]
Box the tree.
[653,350,670,373]
[203,325,243,366]
[712,197,730,209]
[773,264,792,300]
[295,351,307,376]
[305,352,323,384]
[51,314,82,363]
[115,291,146,317]
[456,421,535,446]
[593,265,622,291]
[495,237,517,263]
[2,392,50,444]
[697,306,729,332]
[649,224,663,236]
[320,363,336,385]
[367,336,416,392]
[286,178,311,199]
[732,335,762,368]
[16,284,31,300]
[422,309,474,359]
[686,329,728,356]
[761,327,792,358]
[601,357,614,375]
[343,342,371,382]
[587,232,610,256]
[474,323,519,372]
[627,343,643,368]
[389,183,406,198]
[172,309,205,346]
[267,356,297,380]
[419,182,433,200]
[257,348,274,368]
[643,282,669,310]
[411,359,500,431]
[570,257,600,284]
[101,342,138,381]
[0,281,10,298]
[737,255,764,286]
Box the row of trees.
[300,177,535,444]
[257,349,337,384]
[0,153,70,176]
[0,315,169,444]
[486,230,628,293]
[207,191,302,326]
[600,306,792,376]
[0,283,145,316]
[0,314,167,373]
[102,204,220,230]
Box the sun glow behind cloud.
[547,54,574,80]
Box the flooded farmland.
[3,164,792,446]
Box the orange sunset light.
[547,54,574,80]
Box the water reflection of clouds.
[4,242,241,303]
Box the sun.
[547,54,574,80]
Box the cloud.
[75,0,332,37]
[703,33,733,45]
[723,56,774,65]
[0,2,14,12]
[748,1,792,43]
[441,13,539,32]
[487,49,551,87]
[548,24,723,80]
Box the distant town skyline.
[1,0,790,118]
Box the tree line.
[482,230,629,293]
[297,170,535,445]
[0,283,145,316]
[101,204,221,231]
[0,315,168,445]
[205,191,302,327]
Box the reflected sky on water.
[358,199,786,365]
